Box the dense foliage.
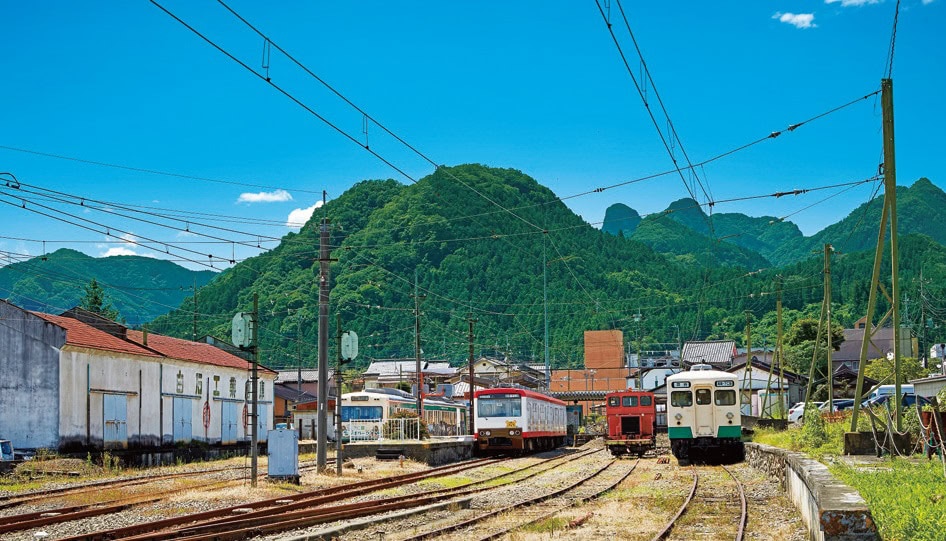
[0,248,215,325]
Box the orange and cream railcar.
[474,388,566,453]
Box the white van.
[867,384,914,402]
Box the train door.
[103,394,128,449]
[221,402,238,444]
[693,386,715,437]
[173,397,193,443]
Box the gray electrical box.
[267,427,299,483]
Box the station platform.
[301,436,473,466]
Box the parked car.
[788,401,823,423]
[819,399,855,412]
[863,393,929,410]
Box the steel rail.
[722,465,748,541]
[114,449,601,541]
[398,456,616,540]
[57,456,501,541]
[651,467,699,541]
[475,458,640,541]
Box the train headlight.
[674,413,683,421]
[726,412,734,419]
[485,430,491,436]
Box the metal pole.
[317,217,330,472]
[250,293,258,487]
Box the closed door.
[221,402,238,444]
[173,397,193,443]
[103,394,128,448]
[694,387,715,436]
[256,404,268,442]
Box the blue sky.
[1,0,943,271]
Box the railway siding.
[745,443,879,541]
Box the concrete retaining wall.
[746,443,878,541]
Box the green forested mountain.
[602,177,943,268]
[12,166,945,371]
[145,165,946,370]
[0,248,215,325]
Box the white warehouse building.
[0,299,276,452]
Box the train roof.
[344,388,464,406]
[605,389,655,397]
[474,387,566,406]
[666,366,737,381]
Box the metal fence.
[343,418,421,442]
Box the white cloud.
[286,200,325,229]
[237,189,293,203]
[773,12,817,28]
[825,0,880,6]
[101,246,140,257]
[922,0,935,5]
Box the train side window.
[670,391,692,407]
[695,389,712,405]
[608,397,619,407]
[622,396,638,407]
[640,396,652,406]
[715,390,737,406]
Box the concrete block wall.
[746,443,878,541]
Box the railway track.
[399,457,638,541]
[48,449,596,541]
[651,465,747,541]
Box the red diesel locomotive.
[604,390,657,457]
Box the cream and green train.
[666,365,744,465]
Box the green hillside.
[0,248,215,325]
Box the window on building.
[213,375,220,396]
[196,373,203,395]
[229,377,236,398]
[259,381,265,399]
[245,380,251,399]
[176,371,184,394]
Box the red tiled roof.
[31,312,161,358]
[126,330,276,374]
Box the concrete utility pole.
[413,271,426,416]
[543,234,550,389]
[335,313,343,476]
[250,293,259,487]
[851,78,902,432]
[468,315,477,436]
[317,211,331,472]
[825,244,834,414]
[743,311,752,415]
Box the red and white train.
[473,388,567,453]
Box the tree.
[783,317,845,379]
[80,278,121,322]
[864,356,930,386]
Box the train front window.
[608,397,620,407]
[478,396,522,417]
[341,406,383,421]
[640,396,652,406]
[670,391,692,407]
[696,389,712,405]
[715,390,737,406]
[622,396,638,407]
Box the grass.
[751,407,946,541]
[831,459,946,541]
[416,475,471,489]
[519,516,569,533]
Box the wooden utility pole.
[851,78,902,432]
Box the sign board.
[341,331,359,361]
[232,312,254,348]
